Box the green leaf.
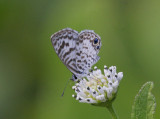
[131,82,156,119]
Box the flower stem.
[106,104,118,119]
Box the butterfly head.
[71,74,79,82]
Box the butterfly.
[51,28,101,81]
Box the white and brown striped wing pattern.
[51,28,101,80]
[76,30,101,76]
[51,28,82,76]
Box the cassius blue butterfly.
[51,28,101,81]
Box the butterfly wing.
[51,28,82,76]
[75,30,101,77]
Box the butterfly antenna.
[61,78,70,97]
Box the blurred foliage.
[0,0,160,119]
[131,82,156,119]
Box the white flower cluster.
[72,66,123,104]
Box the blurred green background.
[0,0,160,119]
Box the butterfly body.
[51,28,101,81]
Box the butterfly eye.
[93,38,99,45]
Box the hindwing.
[75,30,101,76]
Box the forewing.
[51,28,81,75]
[76,30,101,76]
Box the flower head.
[72,65,123,105]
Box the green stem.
[107,104,118,119]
